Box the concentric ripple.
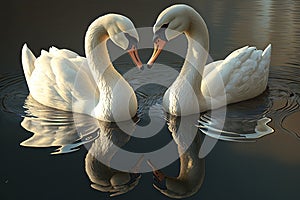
[198,66,300,141]
[0,73,28,117]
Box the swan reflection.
[21,95,99,152]
[198,90,274,142]
[20,92,275,198]
[148,114,205,199]
[21,95,141,196]
[20,94,208,198]
[84,121,142,197]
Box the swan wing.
[22,44,36,83]
[49,46,79,58]
[50,56,99,111]
[202,45,271,106]
[25,45,98,112]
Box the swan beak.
[147,160,167,190]
[128,45,143,70]
[147,38,167,68]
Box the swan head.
[148,160,203,199]
[85,124,142,196]
[147,4,199,67]
[91,14,143,69]
[107,14,143,69]
[86,151,141,197]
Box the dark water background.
[1,0,300,199]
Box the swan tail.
[22,43,36,83]
[257,44,272,91]
[260,44,272,72]
[262,44,271,62]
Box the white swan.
[147,4,272,116]
[22,14,143,122]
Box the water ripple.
[1,65,300,145]
[0,73,28,116]
[199,66,300,141]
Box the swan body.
[22,14,142,122]
[147,4,271,116]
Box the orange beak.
[128,45,143,70]
[147,38,167,68]
[147,160,166,181]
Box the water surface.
[1,0,300,199]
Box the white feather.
[21,14,138,122]
[159,5,272,115]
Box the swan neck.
[85,20,113,81]
[169,116,205,182]
[180,13,209,86]
[165,128,205,197]
[88,128,116,165]
[177,134,204,182]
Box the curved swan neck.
[85,18,113,81]
[173,131,204,183]
[163,128,205,198]
[165,116,205,193]
[180,12,209,86]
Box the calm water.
[1,0,300,199]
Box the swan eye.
[153,24,169,42]
[161,23,169,29]
[124,33,138,50]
